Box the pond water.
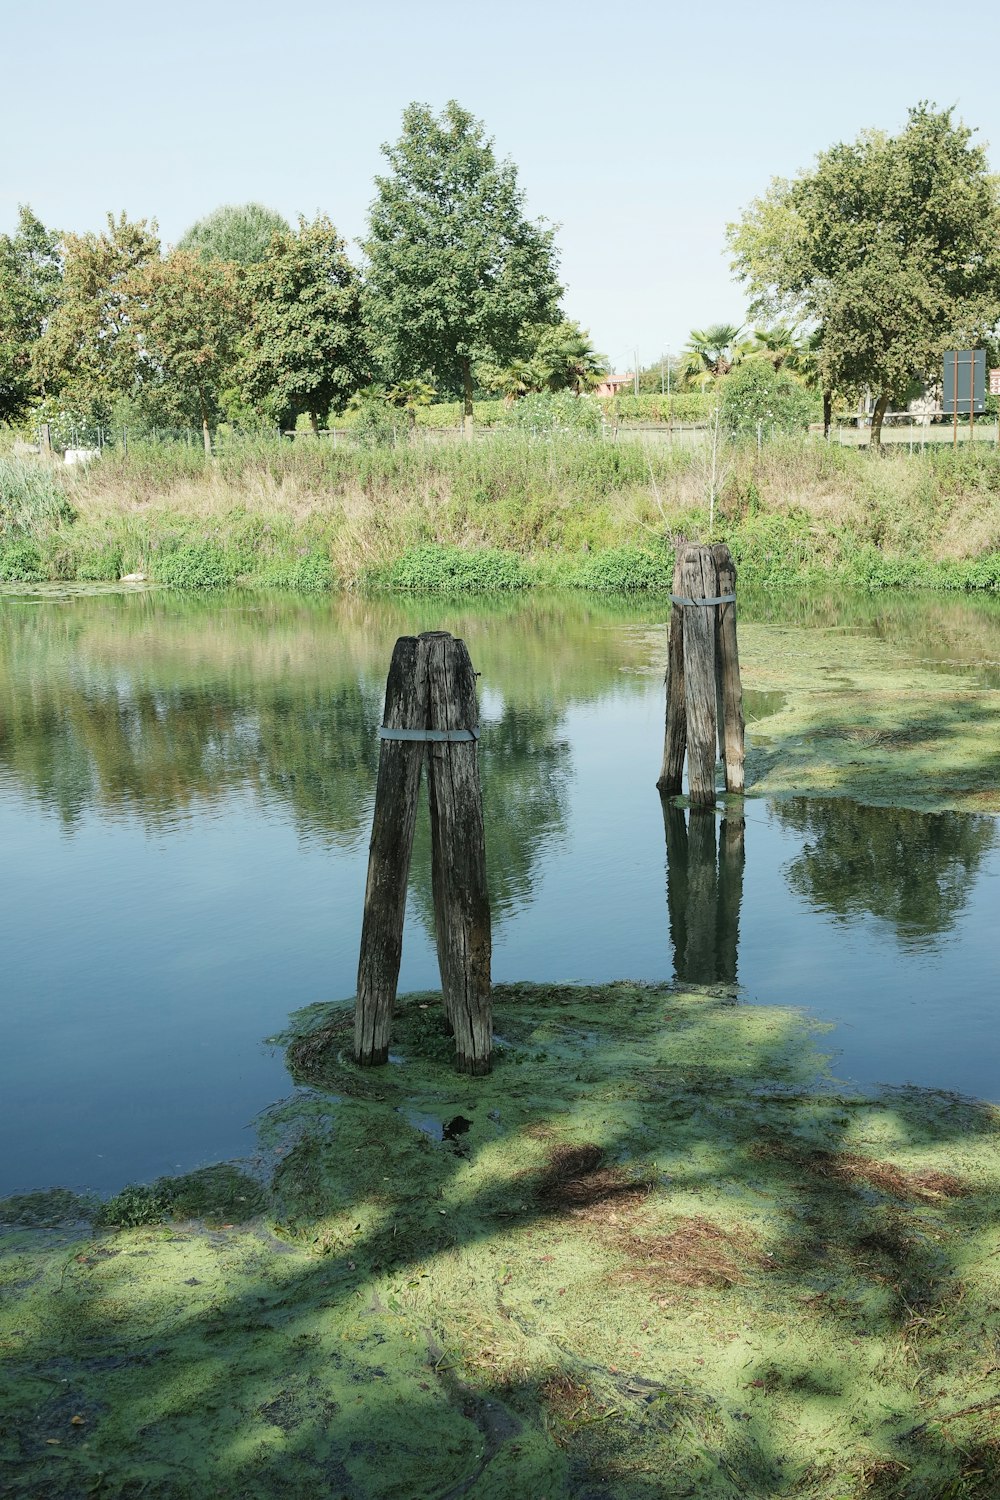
[1,586,997,1197]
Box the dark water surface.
[1,586,997,1196]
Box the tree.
[236,216,366,431]
[719,359,817,438]
[678,323,746,387]
[177,203,290,265]
[130,250,244,451]
[33,213,160,412]
[729,104,1000,446]
[0,207,62,423]
[479,318,606,399]
[363,101,561,431]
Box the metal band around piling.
[379,726,480,743]
[670,593,736,608]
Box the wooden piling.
[657,548,689,796]
[679,546,718,805]
[663,804,745,985]
[354,631,492,1074]
[424,632,492,1075]
[354,636,428,1067]
[712,543,745,793]
[658,541,745,804]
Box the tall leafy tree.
[363,101,562,430]
[130,250,244,451]
[728,104,1000,445]
[237,215,366,430]
[0,207,62,423]
[33,213,160,410]
[177,203,290,265]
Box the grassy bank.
[2,433,1000,592]
[3,982,998,1499]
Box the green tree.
[478,318,607,399]
[177,203,290,265]
[363,101,561,431]
[130,250,244,451]
[33,213,160,412]
[0,207,62,423]
[729,104,1000,446]
[678,323,746,388]
[719,358,817,438]
[237,215,366,431]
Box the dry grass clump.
[755,1139,968,1202]
[531,1143,652,1221]
[613,1218,753,1290]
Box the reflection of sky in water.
[1,599,998,1196]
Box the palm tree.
[748,323,805,372]
[682,323,746,382]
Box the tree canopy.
[728,104,1000,443]
[0,207,62,423]
[363,101,562,425]
[177,203,290,265]
[237,216,367,430]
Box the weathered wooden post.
[657,542,745,804]
[713,543,745,794]
[354,631,492,1074]
[657,547,689,796]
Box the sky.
[4,0,999,374]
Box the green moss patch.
[2,983,998,1497]
[732,620,1000,812]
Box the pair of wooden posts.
[658,542,745,804]
[353,631,493,1076]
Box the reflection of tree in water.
[254,681,383,849]
[775,798,997,947]
[408,703,570,931]
[663,803,745,984]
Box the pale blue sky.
[4,0,997,372]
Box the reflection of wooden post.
[662,798,689,971]
[354,632,492,1074]
[684,807,718,976]
[680,547,718,805]
[713,543,745,793]
[658,542,745,803]
[715,815,745,983]
[663,805,745,985]
[657,549,689,795]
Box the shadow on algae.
[2,982,999,1499]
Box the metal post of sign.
[970,357,975,446]
[953,351,959,451]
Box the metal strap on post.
[379,726,480,743]
[670,593,736,608]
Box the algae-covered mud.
[2,985,999,1499]
[730,592,1000,814]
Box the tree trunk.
[202,418,212,457]
[822,390,832,440]
[462,358,474,439]
[870,391,891,448]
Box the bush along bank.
[2,435,1000,593]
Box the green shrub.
[257,549,337,592]
[75,546,124,581]
[0,457,75,535]
[602,392,712,424]
[573,546,673,591]
[374,544,530,592]
[500,391,602,434]
[153,542,238,589]
[719,362,818,437]
[96,1182,176,1229]
[0,538,46,581]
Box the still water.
[1,587,997,1196]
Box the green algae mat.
[2,983,999,1499]
[734,621,1000,814]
